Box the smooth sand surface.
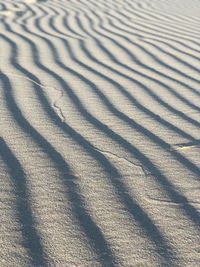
[0,0,200,266]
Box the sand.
[0,0,200,266]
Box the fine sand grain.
[0,0,200,266]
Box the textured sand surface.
[0,0,200,266]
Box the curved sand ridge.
[0,0,200,266]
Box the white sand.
[0,0,200,266]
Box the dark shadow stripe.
[0,136,48,266]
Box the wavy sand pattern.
[0,0,200,266]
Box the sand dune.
[0,0,200,266]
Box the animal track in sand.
[93,147,151,177]
[5,72,65,123]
